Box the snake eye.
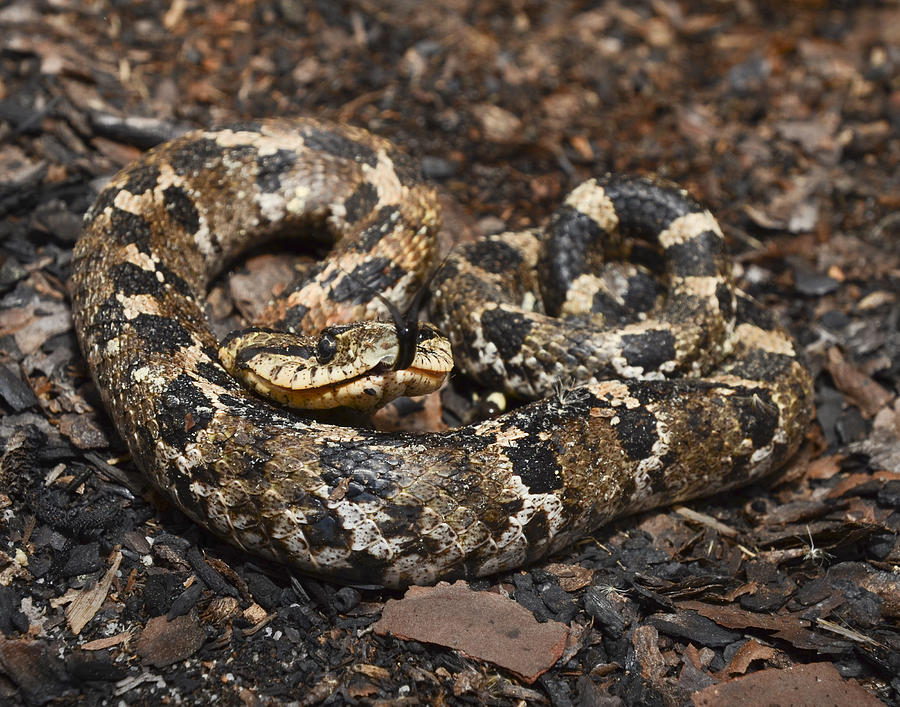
[316,332,338,363]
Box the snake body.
[70,118,813,587]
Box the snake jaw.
[218,321,452,411]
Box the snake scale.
[70,118,813,587]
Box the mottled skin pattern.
[70,118,813,587]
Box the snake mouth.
[220,343,451,412]
[240,365,448,411]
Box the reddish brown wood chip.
[825,347,894,419]
[373,580,568,683]
[135,614,205,668]
[692,662,885,707]
[544,563,595,592]
[721,639,776,676]
[804,454,844,480]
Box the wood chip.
[693,662,884,707]
[135,614,205,668]
[675,505,739,537]
[80,630,132,651]
[65,551,122,635]
[373,580,568,683]
[825,347,893,419]
[720,638,776,676]
[544,563,595,592]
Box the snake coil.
[71,118,812,586]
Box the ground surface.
[1,1,899,705]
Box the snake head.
[218,323,453,411]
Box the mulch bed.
[1,1,898,704]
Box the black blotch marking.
[317,443,399,500]
[217,393,292,429]
[666,230,723,278]
[302,511,346,550]
[280,344,314,359]
[130,314,193,353]
[163,185,200,235]
[331,258,403,303]
[735,293,778,330]
[88,296,127,343]
[647,450,680,494]
[621,329,677,372]
[725,350,796,383]
[376,502,423,540]
[233,343,313,370]
[588,290,634,327]
[232,449,273,487]
[716,281,734,321]
[542,205,608,315]
[385,148,422,185]
[155,263,193,297]
[171,462,216,508]
[86,187,119,225]
[614,405,658,461]
[463,239,524,274]
[123,164,161,194]
[278,303,311,332]
[622,270,662,313]
[169,138,226,176]
[256,149,297,192]
[303,128,377,166]
[480,307,532,360]
[589,292,630,323]
[480,497,526,534]
[110,261,165,298]
[343,182,379,223]
[195,361,236,389]
[600,175,695,240]
[508,439,563,494]
[355,206,401,251]
[734,390,779,449]
[156,373,214,451]
[521,512,550,555]
[108,208,154,253]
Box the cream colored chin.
[231,363,449,411]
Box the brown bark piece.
[373,580,568,683]
[721,639,776,676]
[825,347,894,419]
[135,614,206,668]
[692,662,886,707]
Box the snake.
[70,118,813,587]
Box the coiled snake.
[70,118,813,587]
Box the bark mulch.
[1,1,898,704]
